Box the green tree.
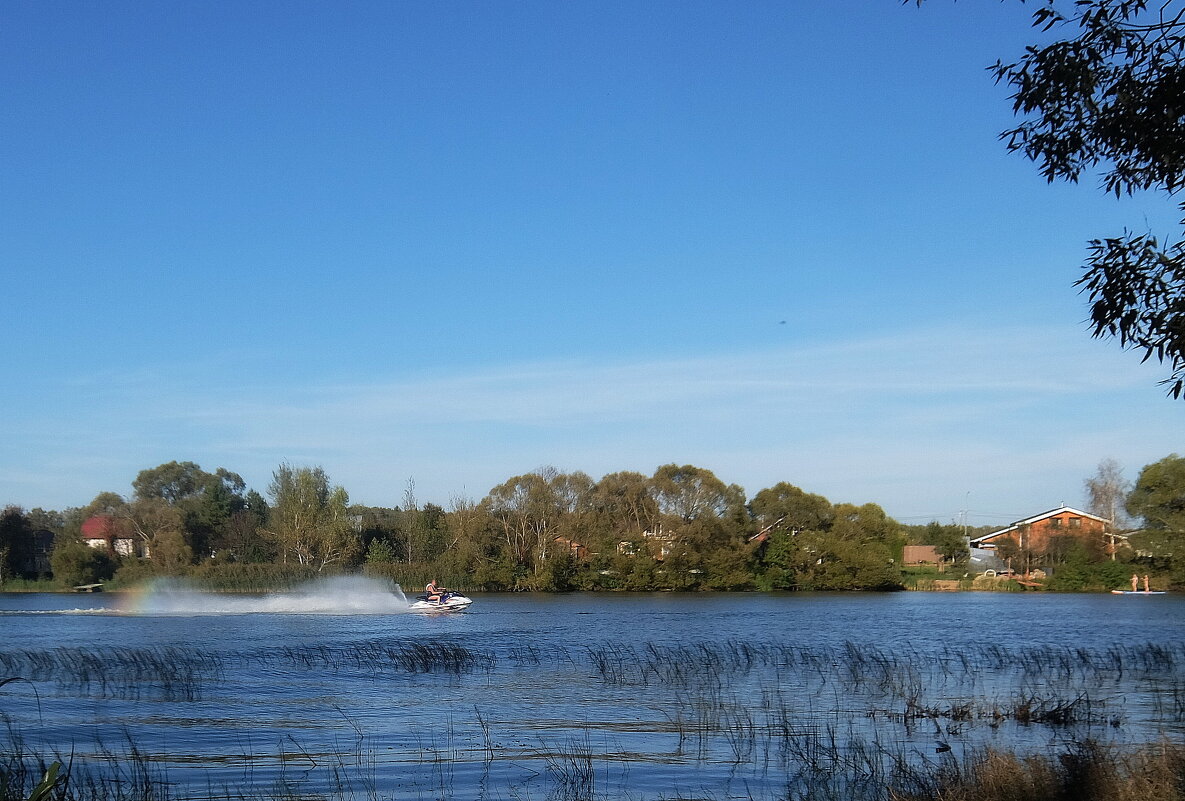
[0,507,35,583]
[826,503,904,588]
[481,468,594,588]
[750,483,834,533]
[810,536,902,591]
[216,489,273,563]
[483,472,557,576]
[133,461,209,503]
[265,464,361,571]
[984,0,1185,396]
[26,508,64,534]
[365,537,398,564]
[649,465,748,578]
[916,521,969,564]
[398,480,449,565]
[150,528,194,572]
[440,495,496,582]
[1126,454,1185,560]
[133,461,250,558]
[122,498,185,559]
[758,528,801,590]
[751,483,835,590]
[651,464,732,522]
[81,491,127,519]
[589,471,659,538]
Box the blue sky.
[2,1,1179,526]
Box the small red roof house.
[969,506,1110,554]
[81,515,139,557]
[552,536,590,560]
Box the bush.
[49,542,115,588]
[111,558,162,589]
[186,562,318,592]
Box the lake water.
[1,578,1183,800]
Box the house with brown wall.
[903,545,942,565]
[969,506,1110,556]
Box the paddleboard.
[1110,590,1166,595]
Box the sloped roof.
[80,515,132,539]
[81,516,117,538]
[970,506,1110,547]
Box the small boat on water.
[1110,590,1167,595]
[409,591,473,612]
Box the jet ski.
[409,590,473,612]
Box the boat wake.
[120,576,412,616]
[0,608,108,615]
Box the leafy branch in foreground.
[988,0,1185,396]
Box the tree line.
[2,455,1183,592]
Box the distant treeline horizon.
[2,455,1182,593]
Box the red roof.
[81,516,120,538]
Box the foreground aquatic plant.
[892,740,1185,801]
[26,761,63,801]
[3,636,1184,800]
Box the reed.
[5,636,1185,800]
[3,714,1185,801]
[183,563,321,593]
[0,646,221,702]
[543,735,597,801]
[264,638,495,675]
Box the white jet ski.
[409,591,473,612]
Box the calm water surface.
[1,580,1182,800]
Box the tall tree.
[0,507,35,583]
[398,479,448,566]
[750,483,834,533]
[26,508,63,533]
[650,464,732,523]
[265,464,360,571]
[131,461,250,558]
[1085,457,1132,557]
[480,468,594,587]
[82,492,128,519]
[590,471,659,539]
[122,498,186,559]
[1126,454,1185,560]
[133,461,209,503]
[218,489,273,563]
[986,0,1185,396]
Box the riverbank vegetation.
[2,454,1183,594]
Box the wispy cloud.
[5,323,1177,522]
